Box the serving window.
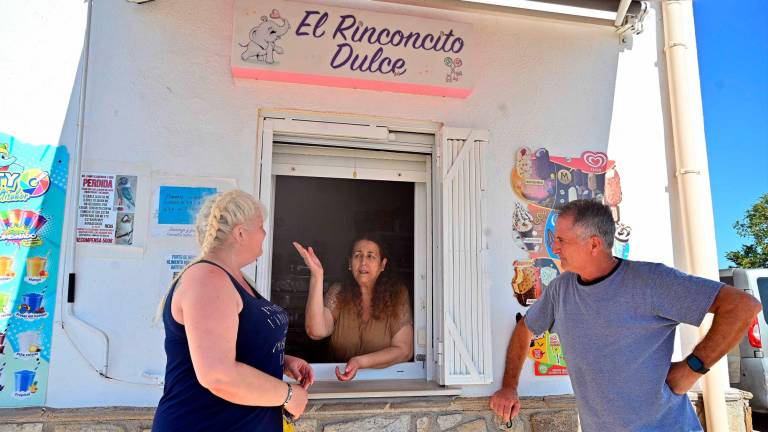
[268,156,428,380]
[255,112,492,393]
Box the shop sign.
[232,0,474,98]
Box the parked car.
[721,268,768,412]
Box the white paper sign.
[76,173,137,245]
[76,174,117,244]
[164,253,197,284]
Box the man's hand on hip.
[490,387,522,422]
[666,360,701,395]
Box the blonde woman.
[153,190,313,432]
[293,234,413,381]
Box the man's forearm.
[501,317,534,389]
[693,286,761,367]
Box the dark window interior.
[269,175,415,363]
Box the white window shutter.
[437,127,492,385]
[255,120,275,298]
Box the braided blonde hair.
[195,190,266,256]
[154,189,267,323]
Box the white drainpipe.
[661,1,729,430]
[58,0,110,378]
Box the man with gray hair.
[490,199,760,431]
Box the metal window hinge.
[617,2,649,46]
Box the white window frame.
[254,110,492,393]
[268,144,430,381]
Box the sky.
[694,0,768,268]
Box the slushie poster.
[0,133,69,406]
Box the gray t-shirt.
[525,259,722,432]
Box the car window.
[757,277,768,318]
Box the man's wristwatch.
[685,354,710,374]
[282,383,293,407]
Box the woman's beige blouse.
[323,283,413,362]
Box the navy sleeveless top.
[152,260,288,432]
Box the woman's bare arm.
[176,265,306,412]
[293,242,335,339]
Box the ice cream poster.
[510,147,632,376]
[529,331,567,376]
[0,133,69,406]
[76,173,137,245]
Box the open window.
[255,112,491,392]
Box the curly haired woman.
[294,234,413,381]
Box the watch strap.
[686,353,710,374]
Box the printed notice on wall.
[151,186,217,238]
[76,174,138,245]
[164,253,197,285]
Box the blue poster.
[158,186,217,225]
[0,133,68,407]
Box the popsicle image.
[604,167,622,221]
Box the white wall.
[7,0,674,407]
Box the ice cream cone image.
[512,202,540,252]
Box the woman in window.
[293,234,414,381]
[153,190,313,432]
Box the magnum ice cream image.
[512,262,540,307]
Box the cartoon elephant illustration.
[240,14,290,64]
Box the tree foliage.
[726,193,768,268]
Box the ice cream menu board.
[510,147,631,376]
[0,133,69,406]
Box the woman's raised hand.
[292,242,324,276]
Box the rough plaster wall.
[37,0,672,407]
